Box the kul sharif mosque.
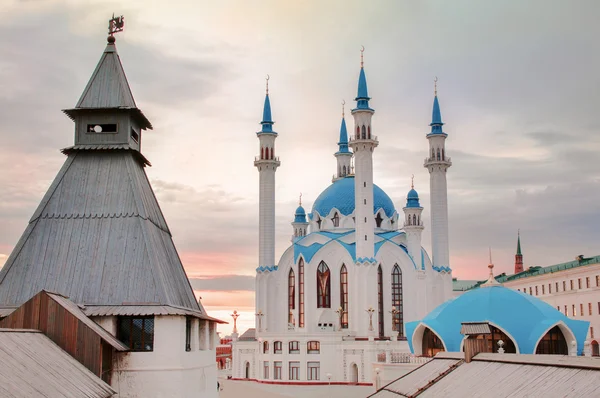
[233,51,455,382]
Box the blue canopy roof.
[336,117,350,154]
[405,285,589,355]
[294,205,307,223]
[311,176,396,218]
[354,68,372,110]
[405,188,421,208]
[260,94,275,134]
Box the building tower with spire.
[515,231,524,273]
[348,48,378,264]
[424,79,452,270]
[403,177,425,264]
[334,101,353,181]
[292,194,309,240]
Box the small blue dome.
[405,285,589,355]
[311,176,395,218]
[294,205,307,223]
[406,188,421,208]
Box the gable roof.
[0,329,115,397]
[0,151,200,311]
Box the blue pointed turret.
[294,205,307,223]
[336,117,350,154]
[260,94,275,133]
[406,188,421,208]
[429,94,446,135]
[354,67,372,110]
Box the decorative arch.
[534,322,573,355]
[298,258,305,328]
[592,340,599,357]
[422,327,445,357]
[244,361,250,378]
[332,212,340,227]
[411,323,448,356]
[261,147,264,160]
[288,269,295,325]
[458,322,520,354]
[377,265,384,338]
[317,262,331,308]
[361,125,366,139]
[442,148,445,160]
[412,214,417,225]
[340,264,348,329]
[436,148,441,160]
[367,125,371,138]
[350,362,359,383]
[391,264,403,337]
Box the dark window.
[307,341,320,354]
[361,125,366,139]
[549,283,552,294]
[261,147,264,159]
[274,341,282,354]
[307,362,320,380]
[316,217,322,229]
[563,281,566,291]
[263,362,269,379]
[340,265,349,329]
[556,282,559,292]
[597,276,600,287]
[317,262,331,308]
[391,265,403,337]
[118,316,154,351]
[578,278,582,289]
[274,361,282,379]
[378,265,384,338]
[364,181,366,187]
[289,361,300,380]
[422,328,444,357]
[288,269,295,324]
[299,259,305,328]
[542,285,545,295]
[587,277,591,288]
[332,212,340,227]
[375,213,383,228]
[570,280,574,290]
[263,341,269,354]
[436,148,440,160]
[88,123,117,133]
[289,341,300,354]
[580,303,584,317]
[185,317,192,351]
[535,286,538,296]
[131,128,139,143]
[442,148,445,160]
[536,326,567,355]
[367,125,371,139]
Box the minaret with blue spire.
[349,47,378,265]
[424,78,452,272]
[291,194,309,241]
[403,176,425,268]
[333,101,353,181]
[254,77,280,335]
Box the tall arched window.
[361,125,366,139]
[422,328,444,357]
[377,265,384,338]
[391,265,403,337]
[272,147,275,159]
[356,126,360,136]
[375,213,383,228]
[288,269,295,325]
[342,165,346,176]
[317,262,331,308]
[436,148,440,160]
[431,148,435,159]
[340,265,348,329]
[332,212,340,227]
[412,214,417,225]
[261,147,264,159]
[442,148,445,160]
[367,125,371,138]
[535,326,567,355]
[299,259,305,328]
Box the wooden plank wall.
[0,291,103,377]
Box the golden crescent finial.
[434,76,438,96]
[299,192,302,206]
[342,100,345,118]
[360,45,365,67]
[411,174,414,189]
[266,74,270,95]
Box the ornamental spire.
[429,77,445,135]
[337,101,350,154]
[260,75,275,133]
[482,248,501,287]
[354,46,371,110]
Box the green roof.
[453,255,600,291]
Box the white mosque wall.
[98,315,219,398]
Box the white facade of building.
[233,59,454,384]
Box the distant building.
[0,27,224,397]
[233,54,454,384]
[453,236,600,357]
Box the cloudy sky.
[1,0,599,335]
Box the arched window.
[299,259,305,328]
[288,269,295,325]
[407,215,411,226]
[436,148,440,160]
[272,147,275,159]
[361,125,366,139]
[342,165,346,176]
[317,262,331,308]
[316,216,322,230]
[442,148,445,160]
[412,214,417,225]
[263,341,269,353]
[377,265,384,338]
[340,265,348,329]
[431,148,435,159]
[332,212,340,227]
[356,126,360,136]
[391,265,403,337]
[592,340,599,357]
[422,328,444,357]
[367,125,371,138]
[418,215,420,225]
[261,147,264,160]
[375,213,383,228]
[535,326,568,355]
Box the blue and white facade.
[234,59,453,384]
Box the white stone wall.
[107,315,218,398]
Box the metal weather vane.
[108,14,125,37]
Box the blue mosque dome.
[311,176,396,218]
[294,205,307,223]
[406,188,421,208]
[405,284,590,355]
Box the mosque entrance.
[462,325,517,354]
[244,361,250,378]
[351,363,358,383]
[535,326,568,355]
[422,328,445,357]
[592,340,599,357]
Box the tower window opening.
[391,264,403,337]
[431,148,435,159]
[412,214,417,225]
[365,235,367,241]
[407,215,411,226]
[88,123,117,133]
[343,165,347,176]
[368,125,371,138]
[317,262,331,308]
[261,147,264,160]
[340,265,348,329]
[418,215,420,225]
[288,269,295,325]
[364,181,366,187]
[364,199,366,205]
[442,148,445,160]
[364,217,367,223]
[361,125,366,139]
[377,265,384,338]
[131,128,139,143]
[437,148,441,160]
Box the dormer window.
[87,123,117,133]
[375,213,383,228]
[332,212,340,227]
[316,216,322,229]
[131,128,139,143]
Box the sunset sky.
[1,0,599,335]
